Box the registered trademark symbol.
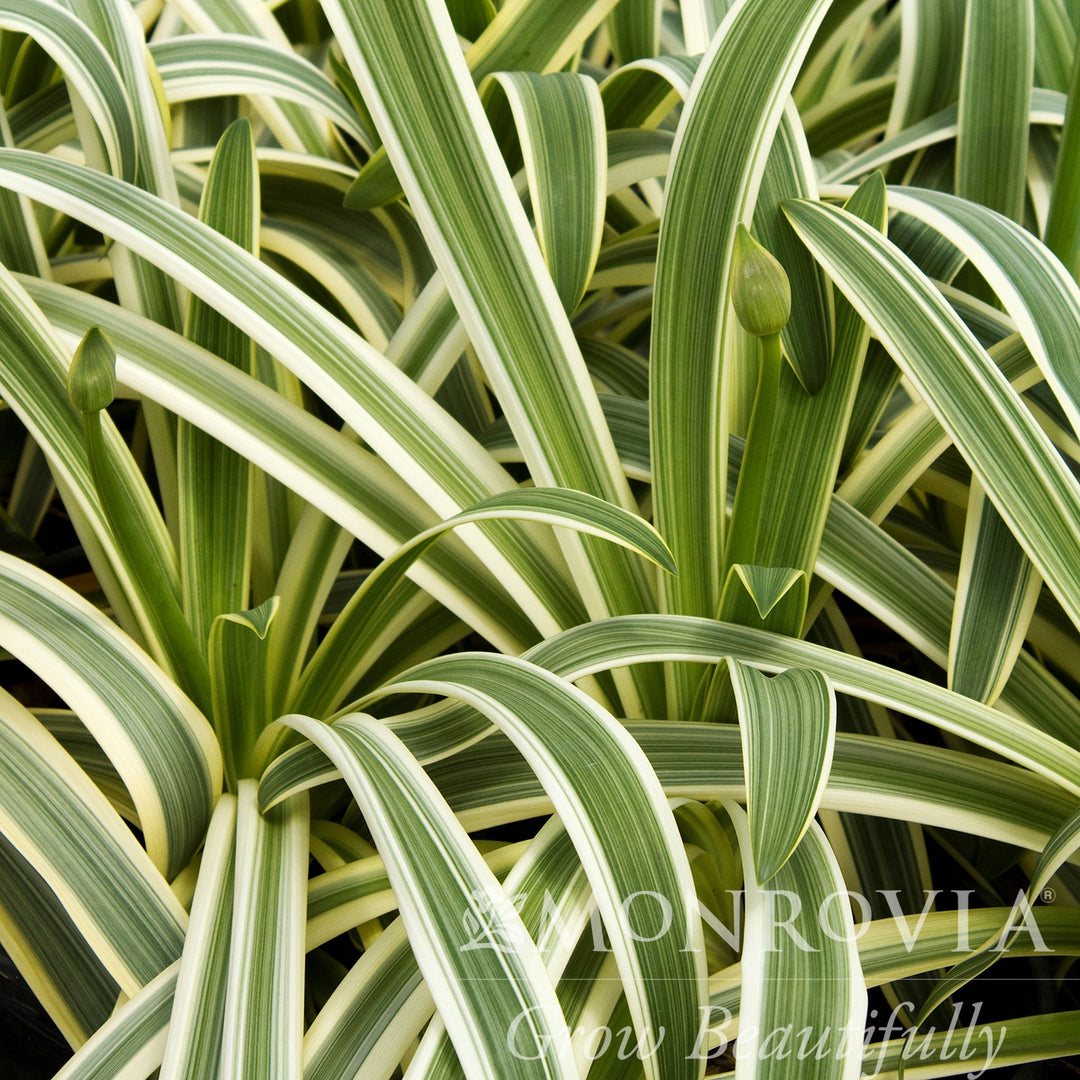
[1041,887,1056,903]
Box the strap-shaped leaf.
[25,277,539,655]
[753,100,833,394]
[305,838,525,953]
[719,563,807,635]
[949,480,1042,704]
[150,34,368,147]
[0,150,588,642]
[783,197,1080,634]
[649,0,831,714]
[210,598,278,788]
[816,487,1080,748]
[811,601,944,1026]
[165,0,333,156]
[955,0,1033,221]
[291,487,673,718]
[822,89,1065,185]
[599,54,699,130]
[0,687,187,996]
[723,803,866,1080]
[752,171,887,585]
[303,920,430,1080]
[219,784,309,1079]
[0,96,48,276]
[159,796,237,1080]
[305,819,588,1080]
[324,0,661,720]
[52,962,178,1080]
[898,803,1080,1073]
[865,1008,1080,1079]
[607,0,661,63]
[0,0,135,181]
[730,661,836,881]
[0,263,190,659]
[360,652,705,1080]
[281,713,578,1080]
[71,327,211,711]
[949,0,1042,697]
[884,0,964,138]
[525,616,1080,795]
[1045,33,1080,272]
[480,71,606,313]
[0,834,117,1046]
[878,186,1080,441]
[262,713,1077,863]
[179,117,257,651]
[0,553,219,878]
[446,0,496,40]
[345,0,623,209]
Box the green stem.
[724,330,782,576]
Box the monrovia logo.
[504,1001,1007,1078]
[460,887,1051,956]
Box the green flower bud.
[731,224,791,337]
[67,326,117,414]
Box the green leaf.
[753,102,833,393]
[23,276,540,655]
[209,597,278,789]
[52,962,177,1080]
[955,0,1033,222]
[722,802,866,1079]
[344,0,624,209]
[1045,41,1080,273]
[730,662,835,881]
[0,150,590,644]
[281,714,579,1080]
[949,480,1042,704]
[219,784,308,1079]
[881,186,1080,442]
[73,327,210,711]
[607,0,661,64]
[480,71,606,313]
[179,117,257,651]
[900,803,1080,1069]
[150,34,370,149]
[0,0,136,181]
[0,686,187,996]
[0,552,219,877]
[719,563,807,633]
[164,0,333,155]
[159,795,236,1080]
[526,616,1080,795]
[649,0,832,715]
[324,0,660,721]
[290,487,673,719]
[884,0,964,138]
[784,197,1080,635]
[363,652,706,1080]
[751,172,887,585]
[0,832,117,1046]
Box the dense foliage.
[0,0,1079,1077]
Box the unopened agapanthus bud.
[68,326,117,414]
[731,224,791,337]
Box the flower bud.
[731,224,791,337]
[67,326,117,413]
